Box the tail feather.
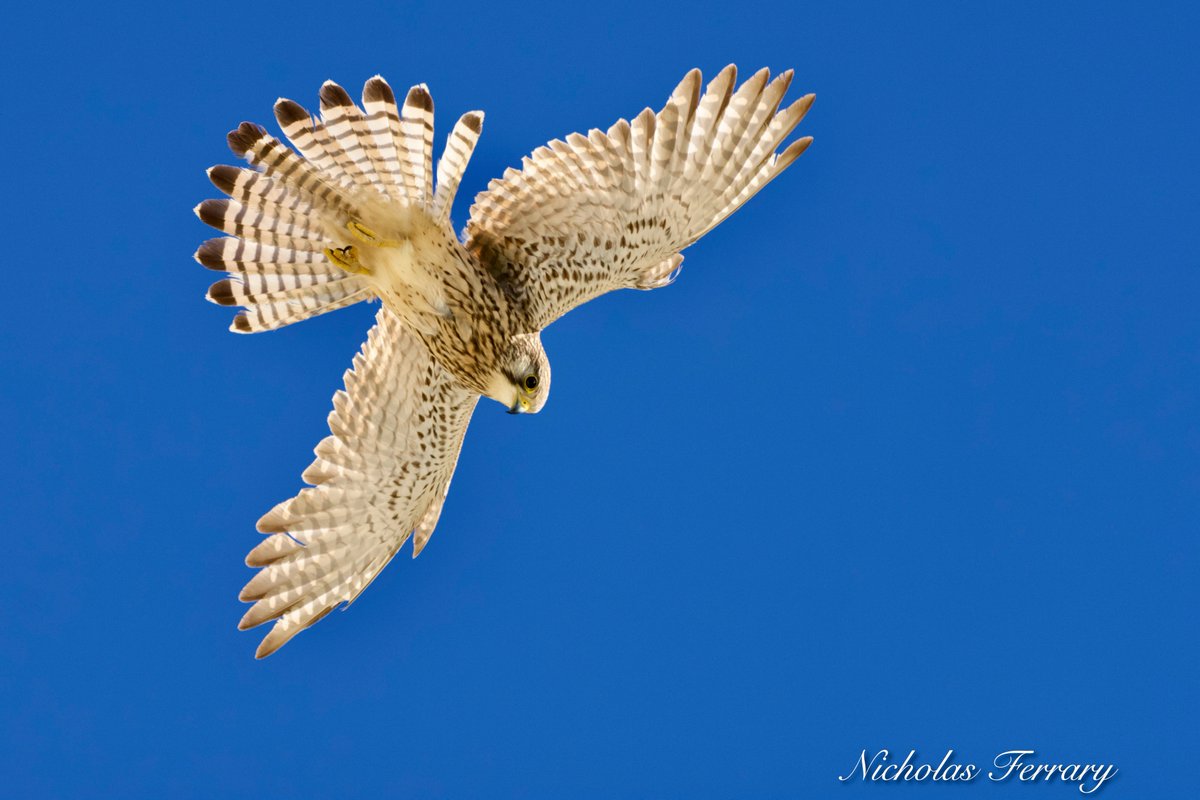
[400,85,435,206]
[361,76,408,202]
[279,98,375,195]
[208,166,314,214]
[229,288,373,334]
[319,81,391,198]
[209,278,356,312]
[312,82,377,194]
[198,75,481,333]
[227,122,360,219]
[195,239,337,275]
[206,272,350,308]
[432,111,484,221]
[195,197,326,244]
[273,99,359,192]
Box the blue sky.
[1,1,1196,796]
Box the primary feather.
[466,65,814,329]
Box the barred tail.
[195,75,484,333]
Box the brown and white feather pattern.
[238,308,478,658]
[465,65,814,330]
[196,67,813,657]
[195,123,374,333]
[433,112,484,221]
[196,76,483,333]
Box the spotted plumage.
[195,66,815,657]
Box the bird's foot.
[346,221,401,247]
[325,245,371,275]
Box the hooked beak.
[508,395,531,415]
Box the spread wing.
[464,65,814,331]
[237,307,479,657]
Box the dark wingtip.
[227,122,266,157]
[461,111,482,134]
[232,313,253,333]
[274,98,310,128]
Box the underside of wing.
[238,308,479,657]
[464,65,814,330]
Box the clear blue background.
[1,1,1195,797]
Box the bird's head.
[485,333,551,415]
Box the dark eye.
[523,374,539,391]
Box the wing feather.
[238,308,478,657]
[464,65,813,330]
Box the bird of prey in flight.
[194,65,815,657]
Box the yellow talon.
[324,245,371,275]
[347,221,399,247]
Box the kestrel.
[195,65,815,657]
